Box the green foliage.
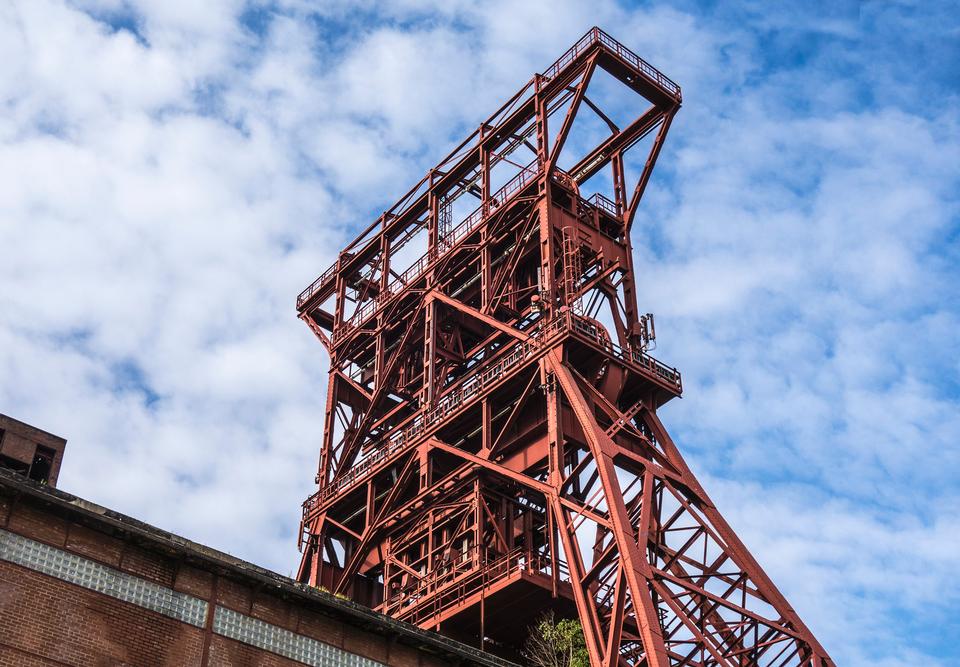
[523,612,590,667]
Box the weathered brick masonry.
[0,467,519,667]
[0,414,66,487]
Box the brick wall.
[0,473,517,667]
[0,414,67,487]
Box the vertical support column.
[535,74,549,166]
[374,227,390,384]
[423,171,440,408]
[317,372,338,484]
[366,479,376,534]
[381,216,391,290]
[427,508,435,593]
[310,534,320,586]
[473,479,483,569]
[374,329,385,399]
[382,536,393,612]
[543,363,562,489]
[481,399,492,457]
[418,442,430,490]
[611,152,626,219]
[479,592,486,652]
[422,294,436,407]
[547,499,559,598]
[611,151,641,348]
[334,252,347,328]
[428,169,440,252]
[537,195,557,313]
[480,125,492,313]
[535,78,560,318]
[620,233,642,350]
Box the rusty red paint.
[295,27,833,667]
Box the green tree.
[523,612,590,667]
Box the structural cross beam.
[294,26,833,667]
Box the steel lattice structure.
[294,27,834,667]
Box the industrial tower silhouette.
[294,27,833,667]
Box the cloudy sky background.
[1,1,957,664]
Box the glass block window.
[0,528,208,627]
[214,606,385,667]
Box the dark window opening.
[0,454,30,476]
[29,446,56,484]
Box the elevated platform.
[294,24,833,667]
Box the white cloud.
[0,1,957,665]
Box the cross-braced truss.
[294,27,834,667]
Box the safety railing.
[541,27,681,100]
[303,314,568,516]
[329,162,541,345]
[386,547,558,625]
[333,247,439,344]
[593,28,681,98]
[383,544,502,615]
[444,162,539,250]
[589,192,619,218]
[570,317,682,391]
[541,30,597,82]
[299,28,679,315]
[297,262,337,310]
[303,313,681,517]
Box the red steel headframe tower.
[295,28,833,667]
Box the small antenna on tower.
[639,313,657,351]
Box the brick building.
[0,414,66,487]
[0,465,519,667]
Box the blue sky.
[1,1,957,664]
